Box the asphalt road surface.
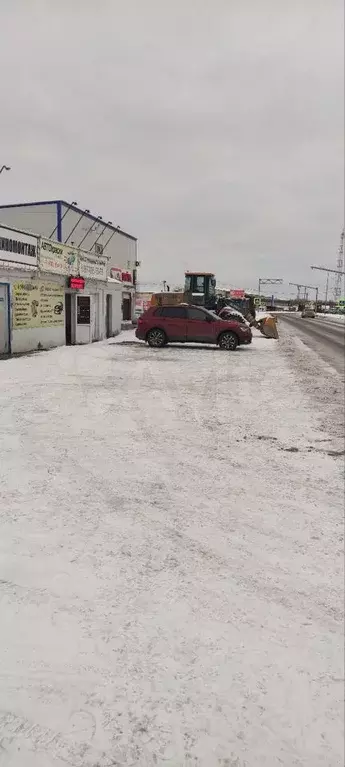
[279,314,345,374]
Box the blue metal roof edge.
[0,200,137,241]
[0,200,58,208]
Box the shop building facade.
[0,224,122,355]
[0,200,139,320]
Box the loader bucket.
[260,316,279,339]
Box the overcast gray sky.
[1,0,343,293]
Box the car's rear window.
[155,306,186,318]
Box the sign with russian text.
[0,226,38,267]
[13,281,64,329]
[229,289,245,298]
[69,277,85,290]
[40,239,78,275]
[79,255,107,280]
[40,238,107,280]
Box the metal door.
[0,284,10,355]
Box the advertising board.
[13,281,64,329]
[0,226,38,267]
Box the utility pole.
[311,264,345,303]
[304,285,319,307]
[289,283,303,301]
[325,272,330,303]
[311,229,345,303]
[334,228,344,301]
[290,283,319,306]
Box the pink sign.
[229,289,245,298]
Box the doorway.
[122,293,132,321]
[65,293,72,345]
[106,294,112,338]
[0,284,10,355]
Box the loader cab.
[184,272,216,309]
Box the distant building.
[0,200,139,321]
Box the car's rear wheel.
[218,331,238,351]
[146,328,167,348]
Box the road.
[0,331,343,767]
[279,313,345,374]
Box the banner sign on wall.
[0,226,38,267]
[110,267,122,281]
[40,238,108,280]
[79,254,107,280]
[40,239,79,275]
[13,281,64,329]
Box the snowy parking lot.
[0,329,343,766]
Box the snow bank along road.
[279,313,345,374]
[0,330,343,767]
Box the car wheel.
[146,328,167,348]
[218,331,238,351]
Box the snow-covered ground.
[0,331,343,767]
[320,313,345,323]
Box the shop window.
[77,296,90,324]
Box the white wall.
[12,325,64,355]
[60,204,137,272]
[0,262,123,354]
[73,281,122,344]
[110,289,122,334]
[0,204,58,240]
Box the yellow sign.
[13,281,64,329]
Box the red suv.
[135,305,252,350]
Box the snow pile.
[0,334,343,766]
[320,313,345,323]
[255,310,274,321]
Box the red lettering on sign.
[229,289,245,298]
[69,277,85,290]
